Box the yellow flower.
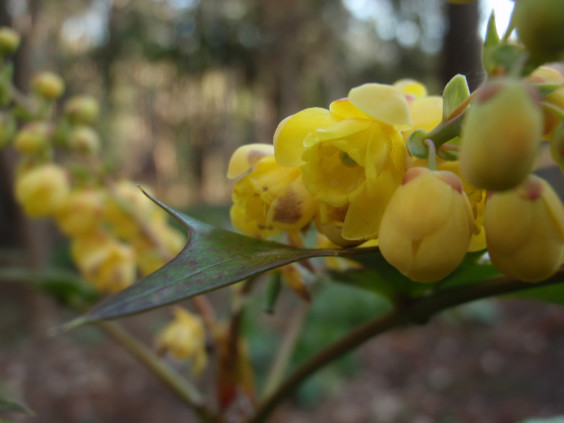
[134,223,187,276]
[394,79,443,141]
[485,175,564,282]
[228,146,317,238]
[71,231,136,293]
[56,188,106,237]
[105,180,165,240]
[14,122,52,155]
[155,307,207,375]
[460,79,543,191]
[274,83,411,241]
[379,167,474,282]
[15,163,70,217]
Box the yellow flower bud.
[105,181,164,240]
[15,163,70,217]
[32,72,65,100]
[529,66,564,136]
[14,122,52,155]
[485,175,564,282]
[514,0,564,60]
[134,223,186,276]
[65,95,100,125]
[68,126,100,155]
[56,189,106,236]
[379,167,474,282]
[71,232,136,293]
[155,307,207,375]
[460,80,543,191]
[230,155,317,238]
[0,27,20,54]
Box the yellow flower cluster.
[9,80,186,294]
[229,75,564,283]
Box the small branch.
[98,321,223,423]
[248,268,564,423]
[261,303,309,399]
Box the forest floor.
[2,284,564,423]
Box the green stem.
[248,268,564,423]
[261,303,309,399]
[425,139,437,170]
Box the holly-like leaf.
[66,192,374,328]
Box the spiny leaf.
[66,191,374,329]
[0,398,33,415]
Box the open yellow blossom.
[15,163,69,217]
[155,307,207,375]
[274,83,411,241]
[485,175,564,282]
[379,167,474,282]
[229,146,317,238]
[395,79,443,141]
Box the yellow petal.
[393,79,427,99]
[227,144,274,179]
[348,83,412,129]
[329,98,372,120]
[273,107,337,167]
[342,171,397,240]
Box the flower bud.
[15,163,70,217]
[32,72,65,100]
[56,189,106,236]
[485,175,564,282]
[379,167,474,282]
[460,80,543,191]
[68,126,100,155]
[528,66,564,136]
[155,307,207,375]
[65,95,100,125]
[71,233,136,293]
[514,0,564,60]
[14,122,51,155]
[0,28,20,54]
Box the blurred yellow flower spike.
[227,143,274,179]
[155,307,207,375]
[134,223,186,276]
[56,188,106,237]
[105,180,165,240]
[71,232,136,293]
[230,155,317,238]
[379,167,474,282]
[485,175,564,282]
[15,163,70,217]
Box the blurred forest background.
[2,1,564,422]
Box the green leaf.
[0,398,33,415]
[67,192,374,328]
[442,74,470,120]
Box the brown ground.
[2,286,564,423]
